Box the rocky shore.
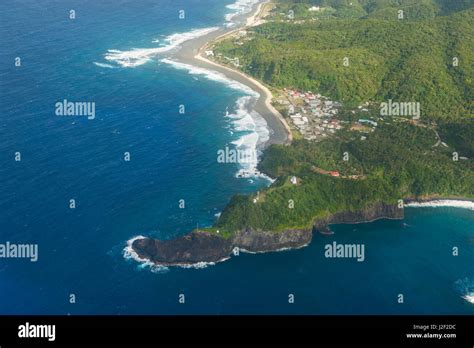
[131,202,404,267]
[313,202,405,233]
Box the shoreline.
[126,1,473,269]
[129,197,474,268]
[171,0,292,146]
[404,199,474,210]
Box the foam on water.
[463,294,474,304]
[123,236,233,271]
[240,243,310,254]
[102,27,219,68]
[123,236,169,273]
[454,278,474,304]
[176,257,231,269]
[97,2,270,180]
[227,96,271,179]
[93,62,115,69]
[99,0,262,67]
[225,0,260,24]
[405,200,474,210]
[160,58,258,96]
[160,59,271,180]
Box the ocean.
[0,0,472,315]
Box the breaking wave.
[454,277,474,304]
[93,62,115,69]
[227,96,271,179]
[160,59,270,179]
[404,200,474,210]
[225,0,260,26]
[100,27,219,68]
[160,58,258,96]
[123,236,169,273]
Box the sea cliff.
[131,202,403,266]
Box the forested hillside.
[275,0,473,19]
[215,121,474,232]
[207,0,474,235]
[215,6,473,121]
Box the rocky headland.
[131,202,404,267]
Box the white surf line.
[225,0,261,25]
[101,27,220,68]
[123,236,169,273]
[462,294,474,304]
[404,200,474,210]
[160,58,259,96]
[160,59,272,180]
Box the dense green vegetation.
[274,0,473,19]
[207,0,474,234]
[439,118,474,157]
[215,121,474,232]
[215,4,473,121]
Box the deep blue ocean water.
[0,0,473,315]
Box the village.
[273,88,382,143]
[203,20,378,144]
[275,89,345,141]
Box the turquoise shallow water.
[0,0,473,314]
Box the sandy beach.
[172,0,292,146]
